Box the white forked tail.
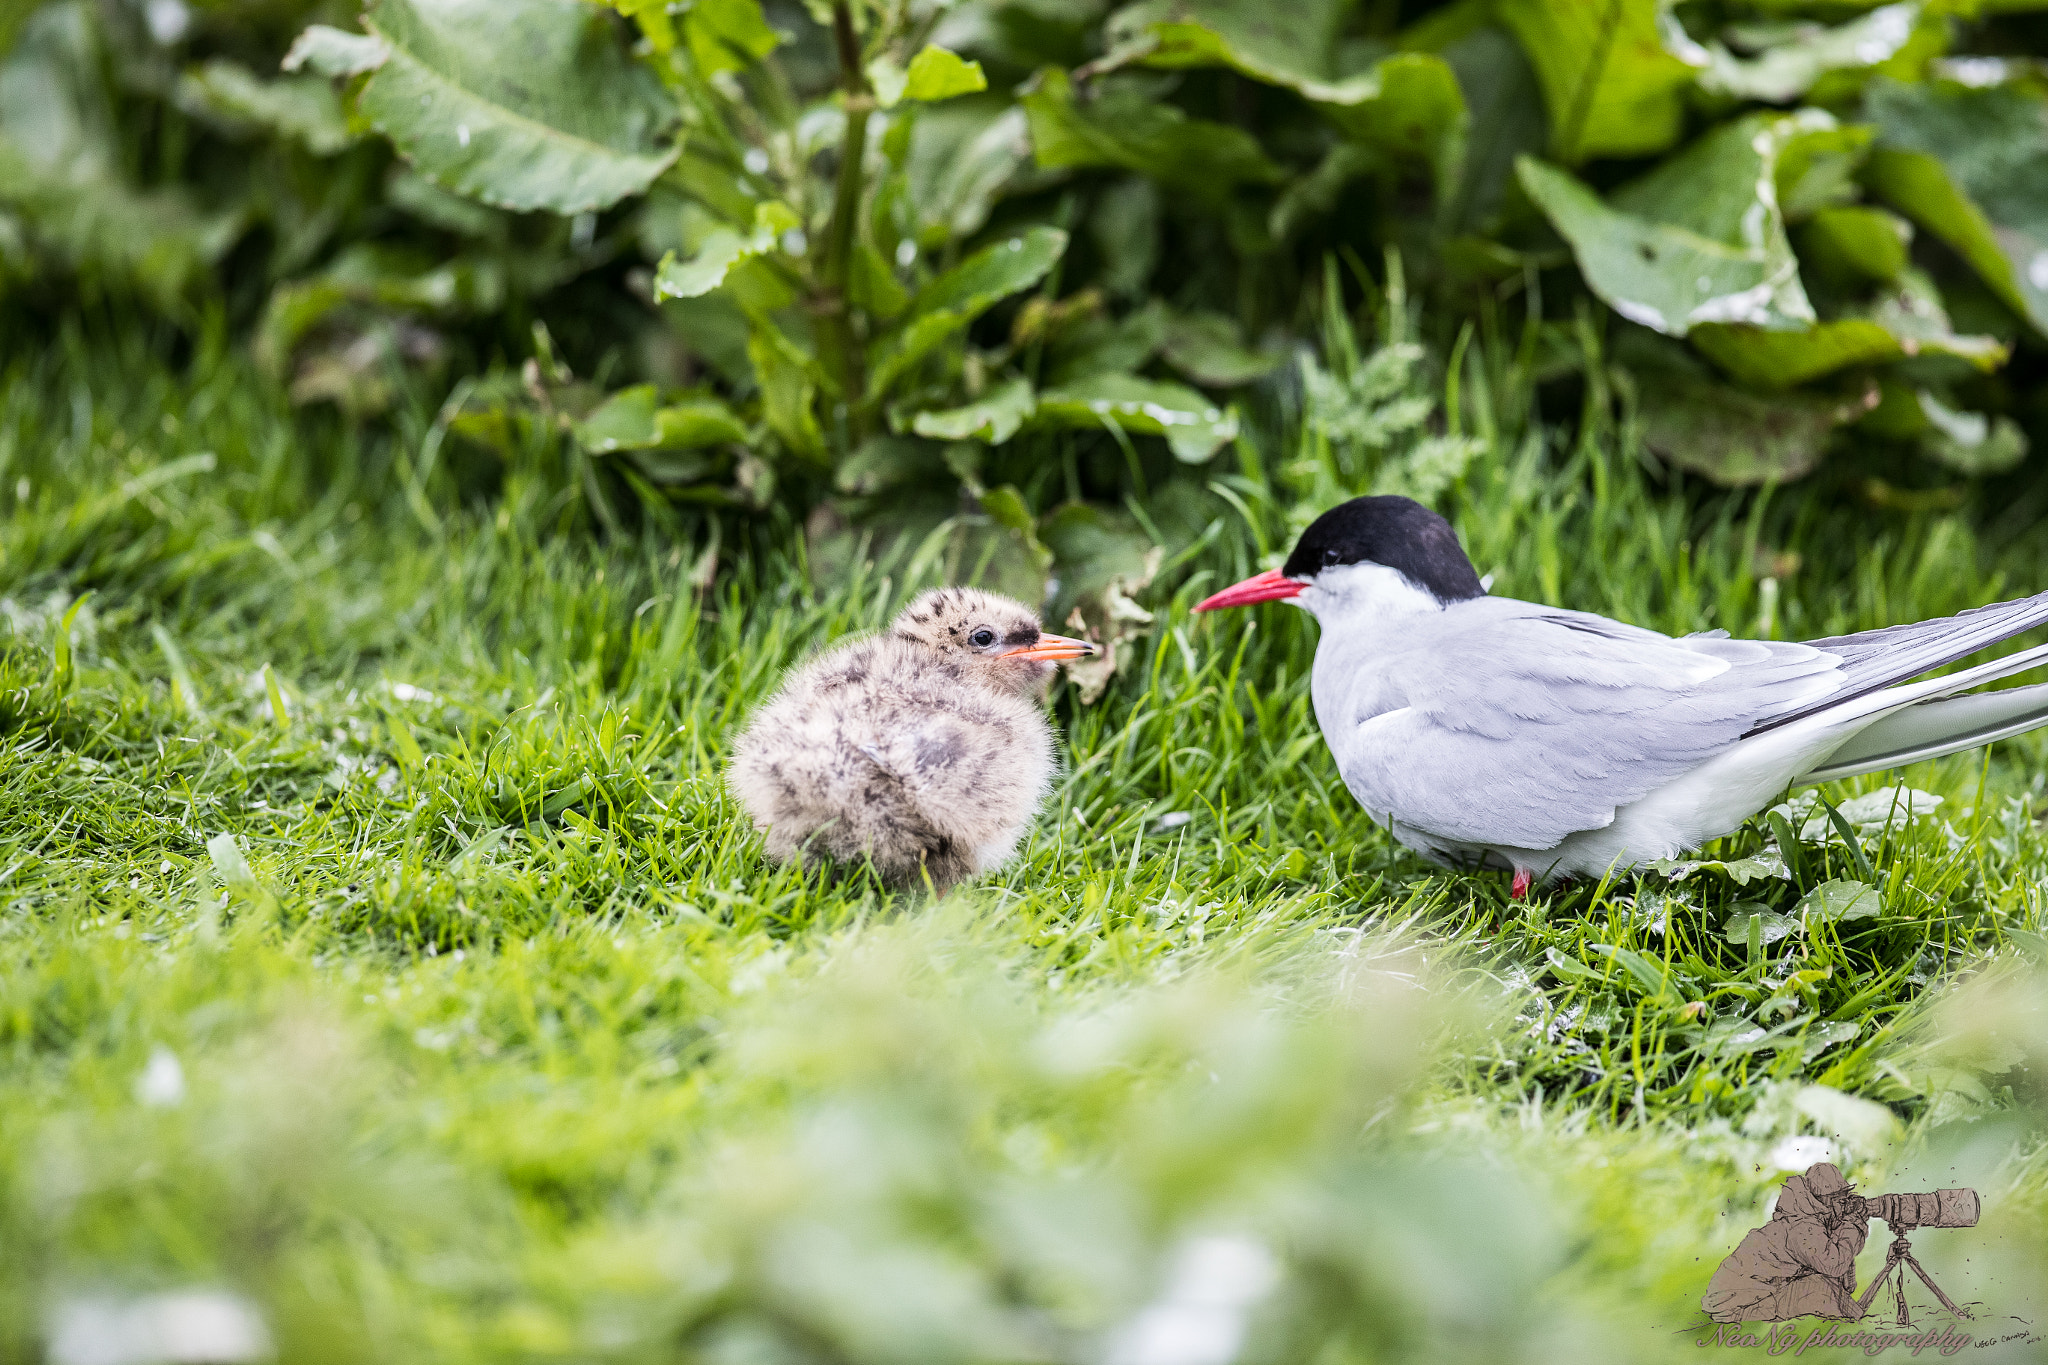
[1797,642,2048,785]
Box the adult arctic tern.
[1194,495,2048,896]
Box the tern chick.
[728,588,1097,891]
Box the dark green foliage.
[7,0,2045,525]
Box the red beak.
[1193,568,1305,612]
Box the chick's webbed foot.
[1510,868,1533,900]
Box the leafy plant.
[6,0,2047,508]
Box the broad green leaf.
[1721,905,1798,945]
[626,448,730,487]
[1691,317,1997,389]
[1798,1022,1861,1063]
[1104,0,1355,91]
[1773,121,1872,221]
[1304,55,1470,190]
[282,24,391,77]
[387,167,508,238]
[1518,118,1816,340]
[652,204,797,299]
[1919,393,2029,475]
[571,385,740,487]
[1869,264,1995,373]
[868,311,969,400]
[1032,374,1237,463]
[1807,7,1949,106]
[654,402,749,449]
[1798,205,1910,285]
[903,101,1031,248]
[850,241,909,320]
[978,486,1048,564]
[274,242,500,326]
[657,231,762,299]
[1796,785,1941,838]
[1694,260,2005,388]
[912,378,1035,444]
[1543,946,1603,982]
[180,60,353,156]
[749,331,826,466]
[1161,310,1277,386]
[1438,25,1548,235]
[666,146,762,226]
[1864,78,2048,336]
[601,0,677,55]
[573,385,746,453]
[1797,879,1882,924]
[867,54,909,109]
[1695,3,1917,104]
[572,385,662,456]
[868,227,1067,396]
[682,0,781,76]
[1622,340,1862,484]
[1605,111,1818,318]
[1091,177,1160,297]
[1639,381,1852,485]
[1102,4,1468,185]
[355,0,678,215]
[1046,299,1168,385]
[902,46,988,103]
[1703,1016,1806,1058]
[835,437,947,496]
[1496,0,1701,163]
[656,292,754,389]
[1039,501,1156,622]
[1040,499,1155,593]
[1652,852,1791,884]
[1023,68,1282,203]
[913,225,1068,319]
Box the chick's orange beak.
[1193,568,1304,612]
[1002,632,1099,662]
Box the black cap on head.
[1281,495,1484,602]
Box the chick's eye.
[969,628,996,648]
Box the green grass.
[2,323,2046,1362]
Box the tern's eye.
[969,628,997,648]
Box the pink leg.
[1510,868,1533,900]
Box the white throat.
[1293,562,1447,629]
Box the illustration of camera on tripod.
[1839,1188,1981,1324]
[1702,1162,1981,1325]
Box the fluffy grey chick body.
[728,588,1097,890]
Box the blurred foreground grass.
[1,331,2046,1362]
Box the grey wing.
[1334,604,1843,850]
[1751,588,2048,735]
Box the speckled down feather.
[727,588,1062,891]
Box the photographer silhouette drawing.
[1703,1163,1871,1322]
[1703,1162,1981,1324]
